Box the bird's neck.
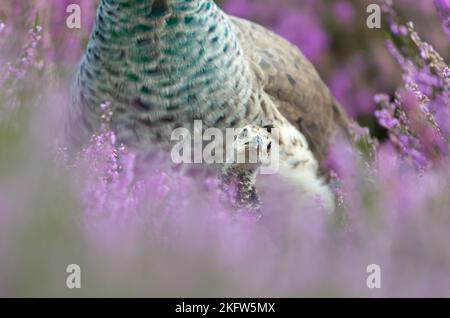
[85,0,254,127]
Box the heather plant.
[374,0,450,168]
[0,17,43,123]
[222,0,449,127]
[0,0,450,298]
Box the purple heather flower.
[375,109,399,129]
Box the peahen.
[69,0,350,212]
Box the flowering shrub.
[0,0,449,297]
[374,1,450,169]
[223,0,449,123]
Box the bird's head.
[233,125,274,168]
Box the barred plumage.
[69,0,350,211]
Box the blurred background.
[1,0,450,297]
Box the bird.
[68,0,350,212]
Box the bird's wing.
[230,17,349,163]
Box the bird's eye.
[263,124,274,133]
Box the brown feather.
[231,17,350,164]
